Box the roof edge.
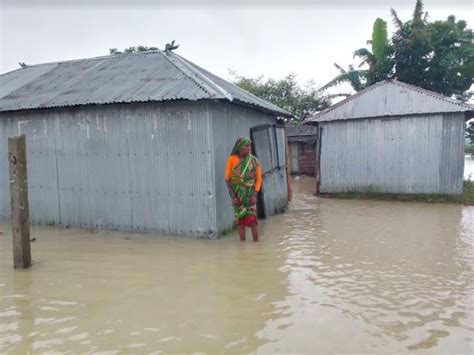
[305,79,474,123]
[307,110,474,124]
[167,52,234,102]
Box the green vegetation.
[325,180,474,205]
[230,72,332,121]
[320,18,392,92]
[467,122,474,145]
[321,0,473,101]
[109,45,158,55]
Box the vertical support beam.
[284,128,292,201]
[8,135,31,269]
[315,126,323,195]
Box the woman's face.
[240,143,251,156]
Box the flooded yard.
[1,177,473,354]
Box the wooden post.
[8,135,31,269]
[285,128,293,201]
[315,126,322,195]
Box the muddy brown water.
[1,177,473,354]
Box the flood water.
[1,177,473,354]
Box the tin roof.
[306,80,474,123]
[287,124,319,137]
[287,124,319,143]
[0,50,291,117]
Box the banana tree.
[319,18,392,92]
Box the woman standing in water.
[224,137,262,241]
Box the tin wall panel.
[0,117,9,219]
[209,102,277,234]
[319,114,465,194]
[0,101,216,237]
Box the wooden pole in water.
[8,135,32,269]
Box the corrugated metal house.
[287,124,319,176]
[306,80,474,195]
[0,50,291,238]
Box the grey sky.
[1,0,472,89]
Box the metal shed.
[287,124,319,176]
[0,50,291,238]
[306,80,474,195]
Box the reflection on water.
[1,177,473,354]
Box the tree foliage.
[467,121,474,145]
[320,18,391,92]
[394,14,473,100]
[109,45,158,55]
[322,0,473,100]
[231,72,332,121]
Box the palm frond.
[354,48,375,68]
[423,11,429,23]
[325,93,353,99]
[334,63,346,74]
[391,8,403,30]
[318,69,366,92]
[412,0,424,22]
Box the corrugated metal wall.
[251,125,288,217]
[319,113,465,194]
[0,101,217,237]
[209,102,276,234]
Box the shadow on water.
[1,176,473,354]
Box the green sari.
[230,137,259,221]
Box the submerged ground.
[1,177,473,354]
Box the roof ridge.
[305,80,386,122]
[0,50,164,77]
[306,79,473,123]
[1,50,291,116]
[170,53,234,101]
[178,55,291,115]
[155,51,215,95]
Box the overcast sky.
[1,0,472,90]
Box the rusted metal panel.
[287,124,319,143]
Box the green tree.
[424,16,473,100]
[231,72,332,121]
[467,121,474,145]
[323,0,473,100]
[390,0,431,88]
[109,45,158,55]
[320,18,392,92]
[391,2,473,100]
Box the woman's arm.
[225,156,239,205]
[250,164,262,203]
